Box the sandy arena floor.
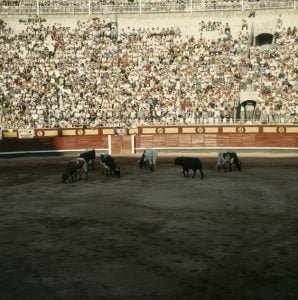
[0,153,298,300]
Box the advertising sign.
[18,129,35,139]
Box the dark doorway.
[255,33,274,46]
[236,99,257,122]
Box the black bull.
[79,149,96,170]
[174,157,205,179]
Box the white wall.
[2,9,297,38]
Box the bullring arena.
[1,1,298,299]
[1,151,298,299]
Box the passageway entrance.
[255,33,274,46]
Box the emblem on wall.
[277,126,286,133]
[196,127,205,134]
[36,130,44,137]
[237,127,245,133]
[156,127,165,134]
[76,129,85,135]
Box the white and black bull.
[62,157,88,183]
[217,151,242,172]
[100,154,121,177]
[79,149,96,170]
[139,149,158,171]
[174,157,205,179]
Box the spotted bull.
[100,154,121,177]
[62,157,88,183]
[174,157,205,179]
[217,151,242,172]
[139,149,158,171]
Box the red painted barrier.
[0,125,297,155]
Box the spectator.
[242,19,248,31]
[248,6,255,18]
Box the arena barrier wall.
[0,125,297,156]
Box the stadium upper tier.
[0,0,296,15]
[0,12,297,129]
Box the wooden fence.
[0,125,297,156]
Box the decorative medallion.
[156,127,165,134]
[196,127,205,134]
[76,129,85,135]
[36,130,44,137]
[277,126,286,133]
[237,126,245,133]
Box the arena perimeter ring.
[0,152,297,299]
[1,4,298,299]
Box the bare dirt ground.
[0,153,298,300]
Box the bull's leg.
[228,162,232,172]
[70,172,76,182]
[223,163,227,172]
[73,171,78,182]
[102,164,109,176]
[238,162,242,171]
[107,167,111,176]
[217,164,220,172]
[192,169,196,178]
[150,163,155,171]
[199,168,205,179]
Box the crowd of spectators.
[0,14,297,129]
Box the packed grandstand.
[0,1,297,129]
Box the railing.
[1,118,297,131]
[0,0,296,15]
